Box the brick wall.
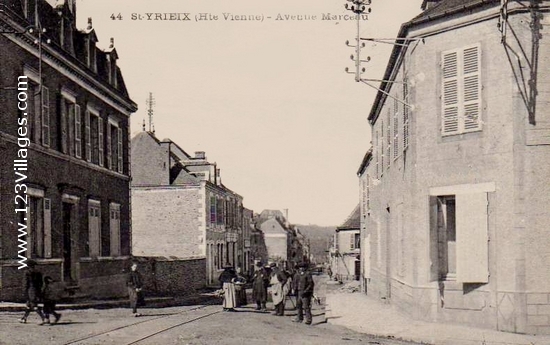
[133,257,206,296]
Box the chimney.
[195,151,206,159]
[216,168,221,185]
[421,0,441,10]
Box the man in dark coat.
[20,260,45,324]
[292,262,315,325]
[251,262,269,312]
[127,261,144,317]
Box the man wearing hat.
[20,260,46,324]
[251,262,269,312]
[292,262,315,325]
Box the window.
[109,203,121,256]
[441,44,481,136]
[88,200,101,257]
[437,196,456,279]
[74,104,82,158]
[210,196,217,225]
[117,127,123,173]
[217,199,224,225]
[350,233,360,250]
[88,109,102,165]
[431,192,488,283]
[105,118,123,173]
[60,90,77,154]
[40,87,50,147]
[98,117,104,166]
[26,188,51,259]
[403,80,409,149]
[85,110,91,162]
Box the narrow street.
[0,276,421,345]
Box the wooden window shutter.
[456,193,489,283]
[85,110,91,162]
[98,118,104,166]
[75,105,82,158]
[61,100,68,153]
[403,81,409,149]
[41,87,50,147]
[428,196,440,281]
[442,50,459,135]
[106,124,112,170]
[462,46,481,132]
[68,103,75,156]
[117,127,123,173]
[350,233,355,250]
[43,198,52,258]
[393,98,399,158]
[386,110,391,168]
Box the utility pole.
[146,92,155,133]
[344,0,371,82]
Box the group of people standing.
[224,261,315,325]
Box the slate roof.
[337,204,361,231]
[412,0,499,25]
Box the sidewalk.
[325,286,550,345]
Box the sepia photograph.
[0,0,549,344]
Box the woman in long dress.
[218,266,237,311]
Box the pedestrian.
[327,266,333,280]
[234,266,247,307]
[292,262,315,325]
[218,265,237,312]
[20,260,46,324]
[127,261,144,317]
[269,263,289,316]
[42,276,61,325]
[251,262,269,312]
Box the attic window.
[86,18,97,72]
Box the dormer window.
[86,18,97,73]
[106,38,118,88]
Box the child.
[42,276,61,325]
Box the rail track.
[63,305,222,345]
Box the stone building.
[330,205,361,282]
[360,0,550,334]
[0,0,137,300]
[131,130,246,287]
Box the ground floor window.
[431,192,489,283]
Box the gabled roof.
[337,204,361,231]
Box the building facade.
[131,131,246,287]
[0,0,137,300]
[361,0,550,334]
[330,205,361,282]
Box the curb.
[0,293,221,312]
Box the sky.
[75,0,423,226]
